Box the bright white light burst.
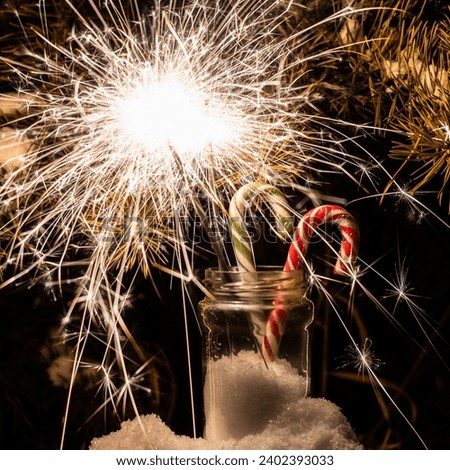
[115,71,239,153]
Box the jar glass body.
[198,267,314,442]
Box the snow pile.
[91,351,361,450]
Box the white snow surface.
[91,351,362,450]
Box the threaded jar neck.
[202,266,305,304]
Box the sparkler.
[0,0,448,449]
[0,0,336,445]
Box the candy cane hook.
[263,205,360,362]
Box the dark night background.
[0,0,450,450]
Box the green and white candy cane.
[228,182,293,345]
[229,182,293,272]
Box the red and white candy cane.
[284,204,359,275]
[262,205,360,362]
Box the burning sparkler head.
[114,69,239,155]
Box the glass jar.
[198,267,314,442]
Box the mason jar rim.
[204,265,303,273]
[203,265,305,288]
[201,266,306,304]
